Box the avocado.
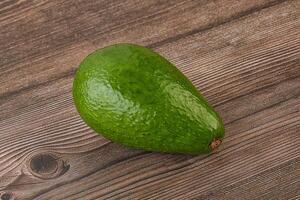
[72,43,224,154]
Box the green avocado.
[73,43,224,154]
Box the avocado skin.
[73,43,224,154]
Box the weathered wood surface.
[0,0,299,199]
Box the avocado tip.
[210,138,222,151]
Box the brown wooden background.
[0,0,300,199]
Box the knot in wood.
[27,152,69,179]
[0,192,14,200]
[30,153,57,174]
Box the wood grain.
[0,0,299,199]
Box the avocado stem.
[210,138,222,151]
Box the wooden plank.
[28,80,300,200]
[195,158,300,200]
[0,0,299,199]
[0,0,288,99]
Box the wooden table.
[0,0,299,199]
